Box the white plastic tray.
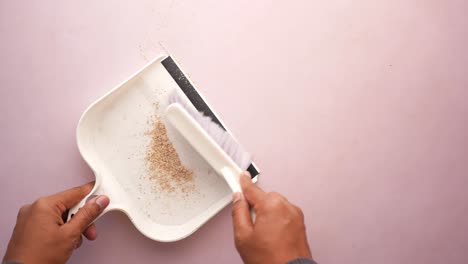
[67,55,258,242]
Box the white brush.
[165,92,252,193]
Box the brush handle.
[166,103,255,221]
[166,103,244,192]
[221,166,256,222]
[220,167,242,193]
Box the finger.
[83,224,98,241]
[48,182,95,210]
[232,192,253,240]
[73,235,83,249]
[82,197,99,240]
[66,195,109,233]
[240,171,265,206]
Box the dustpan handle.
[66,178,116,224]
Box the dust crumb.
[145,116,195,195]
[152,101,160,111]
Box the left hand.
[3,182,110,264]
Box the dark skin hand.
[3,182,109,264]
[3,173,312,264]
[232,172,312,264]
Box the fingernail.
[95,196,110,208]
[232,192,243,204]
[242,171,251,180]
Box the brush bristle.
[168,91,252,170]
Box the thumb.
[232,192,253,241]
[66,195,110,233]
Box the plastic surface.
[67,55,247,242]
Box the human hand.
[232,172,312,264]
[3,182,110,264]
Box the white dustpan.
[67,55,259,242]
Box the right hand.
[232,172,312,264]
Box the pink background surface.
[1,1,468,263]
